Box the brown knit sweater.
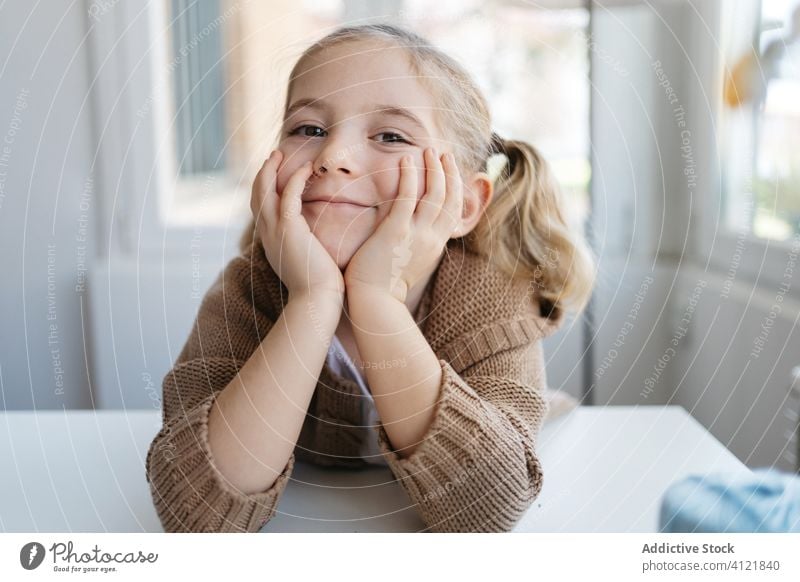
[145,238,564,533]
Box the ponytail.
[460,133,596,319]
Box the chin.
[315,231,363,270]
[302,211,373,269]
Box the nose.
[311,131,362,177]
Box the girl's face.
[275,40,447,270]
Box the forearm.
[347,285,442,458]
[368,347,551,532]
[208,290,342,494]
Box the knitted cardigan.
[145,238,564,533]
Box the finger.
[435,152,464,235]
[389,154,417,225]
[252,150,283,228]
[279,160,313,220]
[415,147,446,225]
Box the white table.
[0,406,749,533]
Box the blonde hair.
[241,23,596,319]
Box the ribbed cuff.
[146,391,294,533]
[375,359,543,532]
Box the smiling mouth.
[303,200,375,209]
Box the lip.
[303,196,374,208]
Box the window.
[752,0,800,241]
[721,0,800,243]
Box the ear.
[451,171,493,239]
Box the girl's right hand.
[250,150,345,300]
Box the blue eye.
[288,125,326,138]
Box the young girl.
[146,23,595,533]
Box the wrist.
[345,280,406,306]
[288,288,344,308]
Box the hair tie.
[486,131,510,182]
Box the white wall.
[672,267,800,471]
[587,4,680,405]
[0,1,95,409]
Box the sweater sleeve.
[145,249,295,533]
[375,337,551,532]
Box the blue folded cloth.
[659,468,800,532]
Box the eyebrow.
[284,98,429,134]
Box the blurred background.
[0,0,799,473]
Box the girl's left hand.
[344,147,464,303]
